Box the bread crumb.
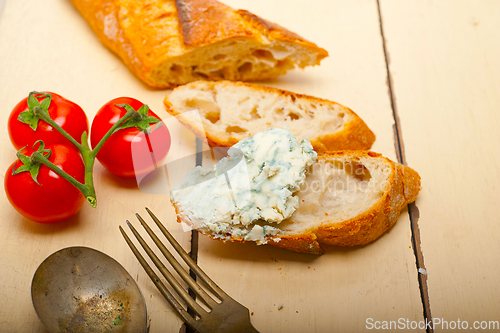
[296,311,299,313]
[278,304,284,310]
[308,266,310,269]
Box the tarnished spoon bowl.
[31,247,147,333]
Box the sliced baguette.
[172,150,421,254]
[70,0,328,88]
[164,81,376,151]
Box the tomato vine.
[11,91,161,208]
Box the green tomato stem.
[91,110,137,157]
[31,152,97,207]
[28,107,138,208]
[33,106,83,151]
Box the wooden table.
[0,0,499,332]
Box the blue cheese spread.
[170,128,317,244]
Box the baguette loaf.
[172,150,421,254]
[164,80,376,151]
[70,0,328,88]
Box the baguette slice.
[164,81,376,151]
[70,0,328,88]
[172,151,421,254]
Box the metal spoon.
[31,246,147,333]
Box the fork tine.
[125,220,207,316]
[135,213,218,307]
[119,225,199,329]
[145,207,227,298]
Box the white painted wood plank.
[380,0,500,328]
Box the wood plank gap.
[189,137,203,266]
[376,1,433,331]
[182,138,203,333]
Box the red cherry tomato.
[90,97,171,178]
[8,92,89,150]
[4,144,86,223]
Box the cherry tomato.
[4,144,86,223]
[90,97,171,178]
[8,92,89,150]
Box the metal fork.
[119,208,260,333]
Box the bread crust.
[176,0,254,47]
[71,0,328,88]
[236,10,326,66]
[312,114,376,152]
[308,152,420,247]
[171,151,421,255]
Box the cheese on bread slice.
[171,136,420,254]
